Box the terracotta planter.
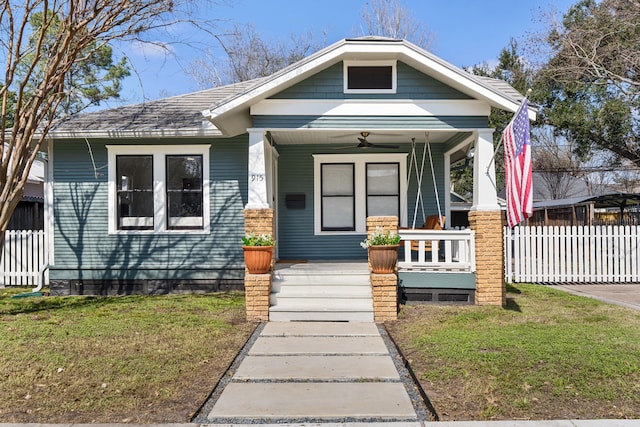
[243,245,274,274]
[368,244,399,274]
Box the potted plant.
[242,232,275,274]
[360,227,401,274]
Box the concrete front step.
[271,283,371,295]
[270,262,374,322]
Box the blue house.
[45,38,535,316]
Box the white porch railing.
[1,230,48,287]
[398,229,476,272]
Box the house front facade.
[44,37,535,307]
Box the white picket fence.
[1,230,48,286]
[504,225,640,283]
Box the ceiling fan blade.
[370,143,399,149]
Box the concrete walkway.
[548,284,640,312]
[194,322,431,424]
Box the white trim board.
[251,99,490,117]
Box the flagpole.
[485,89,531,173]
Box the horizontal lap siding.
[51,137,247,280]
[271,62,472,99]
[276,143,446,260]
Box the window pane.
[368,196,399,217]
[322,197,354,230]
[116,155,153,230]
[347,66,392,90]
[322,164,353,195]
[367,163,399,194]
[166,155,203,229]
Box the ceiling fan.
[353,132,399,149]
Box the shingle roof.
[49,79,264,137]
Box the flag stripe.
[503,99,532,228]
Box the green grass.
[0,288,254,423]
[386,284,640,421]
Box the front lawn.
[0,289,254,423]
[386,284,640,421]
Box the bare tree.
[186,23,322,88]
[0,0,214,252]
[359,0,434,49]
[532,127,584,200]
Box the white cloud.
[130,41,174,58]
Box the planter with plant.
[360,227,401,274]
[242,233,275,274]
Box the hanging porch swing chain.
[407,133,443,229]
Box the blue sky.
[115,0,577,105]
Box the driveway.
[549,284,640,312]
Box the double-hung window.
[314,154,406,234]
[108,145,210,234]
[321,163,355,231]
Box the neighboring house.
[7,155,45,230]
[43,37,535,303]
[530,193,640,226]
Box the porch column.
[244,129,274,321]
[469,128,505,306]
[246,129,270,209]
[243,209,274,322]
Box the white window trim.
[344,60,397,94]
[107,145,211,235]
[313,153,407,235]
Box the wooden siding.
[271,62,473,100]
[254,115,488,130]
[276,143,446,260]
[50,136,248,281]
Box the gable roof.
[202,37,537,135]
[49,37,534,139]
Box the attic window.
[344,61,396,94]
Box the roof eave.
[45,128,224,140]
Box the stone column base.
[468,210,505,306]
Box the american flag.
[503,98,532,228]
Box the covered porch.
[243,126,503,319]
[246,126,497,257]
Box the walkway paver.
[199,321,424,423]
[248,335,388,355]
[234,355,400,380]
[208,383,416,418]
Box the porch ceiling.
[268,129,458,146]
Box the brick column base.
[371,274,398,322]
[244,274,271,321]
[367,216,399,322]
[243,208,275,321]
[468,210,505,306]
